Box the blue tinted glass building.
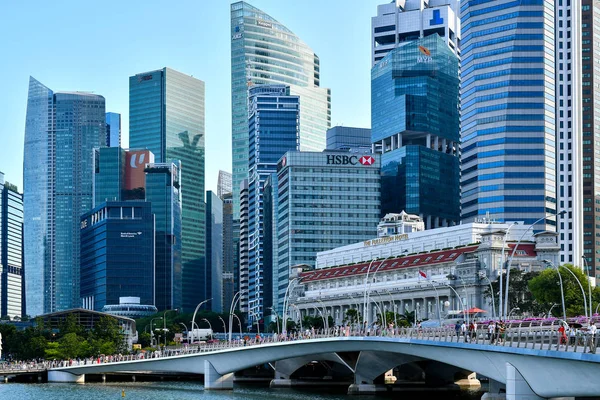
[105,112,121,147]
[80,202,154,311]
[246,85,299,322]
[206,191,223,312]
[230,1,331,220]
[93,147,125,206]
[24,77,106,315]
[0,173,24,319]
[130,68,205,312]
[145,162,182,311]
[460,0,556,230]
[326,126,372,153]
[371,34,460,228]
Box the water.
[0,382,482,399]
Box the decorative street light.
[547,303,557,318]
[191,298,212,342]
[447,274,469,326]
[228,290,246,342]
[230,313,243,338]
[500,222,519,326]
[150,317,162,347]
[362,259,386,329]
[282,278,299,333]
[267,307,280,334]
[508,307,520,320]
[435,279,467,324]
[582,256,594,322]
[201,318,213,333]
[218,316,227,334]
[543,260,567,322]
[178,322,189,345]
[478,270,496,320]
[289,303,303,331]
[558,264,588,321]
[163,309,178,348]
[504,211,565,320]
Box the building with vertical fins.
[0,173,24,319]
[459,1,557,232]
[371,0,460,66]
[105,112,121,147]
[246,84,300,322]
[222,192,235,312]
[145,162,182,311]
[239,179,249,313]
[129,68,205,312]
[582,1,600,278]
[230,1,331,220]
[24,77,106,315]
[206,191,223,312]
[371,34,460,228]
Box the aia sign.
[326,155,375,166]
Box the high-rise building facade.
[230,1,331,219]
[326,126,372,153]
[0,173,24,319]
[80,201,155,311]
[217,170,233,199]
[582,1,600,277]
[273,151,381,313]
[105,112,121,148]
[371,0,460,66]
[145,162,182,311]
[459,1,557,231]
[129,68,205,311]
[222,192,235,312]
[239,179,249,313]
[246,85,300,321]
[24,77,106,315]
[372,35,460,228]
[206,191,223,312]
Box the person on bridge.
[558,324,567,345]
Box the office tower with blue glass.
[129,68,205,312]
[80,202,155,311]
[221,192,235,312]
[145,162,182,311]
[371,0,460,66]
[24,77,106,315]
[205,191,223,312]
[0,173,24,319]
[460,1,557,232]
[105,112,121,147]
[273,151,381,313]
[239,179,249,313]
[230,1,331,220]
[371,35,460,229]
[246,84,300,322]
[326,126,372,153]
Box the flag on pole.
[419,270,427,279]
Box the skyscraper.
[371,0,460,66]
[246,84,300,321]
[145,162,182,311]
[222,192,235,313]
[326,126,372,153]
[217,170,232,199]
[230,1,331,219]
[239,179,249,313]
[206,191,223,312]
[129,68,205,311]
[105,112,121,147]
[24,77,106,315]
[460,1,557,231]
[371,35,460,228]
[0,173,24,319]
[582,1,600,277]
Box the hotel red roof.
[300,242,538,283]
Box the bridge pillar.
[48,371,85,384]
[505,363,545,400]
[204,360,233,390]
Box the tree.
[344,309,361,325]
[59,333,84,359]
[483,269,543,316]
[529,264,596,317]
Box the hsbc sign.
[326,155,375,166]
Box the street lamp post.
[362,259,385,329]
[191,299,212,343]
[504,211,565,320]
[163,309,178,348]
[231,313,243,338]
[447,274,469,326]
[179,322,189,345]
[559,265,588,321]
[478,271,496,320]
[228,290,246,342]
[582,256,594,322]
[201,318,213,335]
[435,279,467,323]
[543,260,567,322]
[267,307,280,334]
[508,307,520,320]
[218,316,227,334]
[289,303,303,331]
[500,222,519,325]
[547,303,557,318]
[282,278,299,333]
[150,317,162,347]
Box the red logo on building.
[358,155,375,165]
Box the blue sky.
[0,0,381,193]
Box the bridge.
[41,325,600,399]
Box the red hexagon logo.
[358,155,375,166]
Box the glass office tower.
[145,162,182,311]
[129,68,205,312]
[460,0,556,230]
[230,1,331,219]
[24,77,106,315]
[371,35,460,228]
[105,112,121,147]
[246,84,300,322]
[0,173,24,319]
[205,191,223,312]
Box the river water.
[0,382,482,399]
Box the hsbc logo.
[359,155,375,165]
[326,155,376,166]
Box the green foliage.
[483,269,544,316]
[529,264,598,317]
[344,308,361,324]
